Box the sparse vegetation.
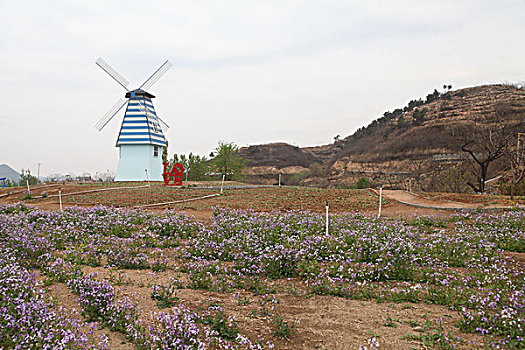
[272,315,296,339]
[434,167,472,193]
[238,85,524,194]
[354,177,370,189]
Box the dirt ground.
[43,266,488,350]
[7,190,491,222]
[3,181,509,220]
[3,183,518,349]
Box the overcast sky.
[1,0,524,177]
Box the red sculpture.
[163,162,184,186]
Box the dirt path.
[382,190,517,211]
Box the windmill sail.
[139,60,173,91]
[95,58,130,90]
[95,98,128,131]
[95,58,171,136]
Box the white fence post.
[59,187,63,211]
[144,169,150,187]
[220,174,225,194]
[325,201,329,235]
[378,186,383,218]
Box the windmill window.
[154,146,159,158]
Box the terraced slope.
[239,84,525,188]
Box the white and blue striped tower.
[114,89,167,181]
[94,58,173,181]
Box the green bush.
[272,315,295,339]
[355,177,370,189]
[151,283,179,309]
[201,310,239,340]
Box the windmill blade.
[131,96,170,129]
[95,98,128,131]
[157,117,170,129]
[139,60,173,91]
[95,57,130,91]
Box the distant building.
[0,164,22,183]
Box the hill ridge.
[238,84,525,188]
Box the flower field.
[0,203,523,349]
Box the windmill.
[94,58,172,181]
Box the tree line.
[164,141,245,181]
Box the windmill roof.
[125,89,155,99]
[0,164,21,182]
[116,96,167,147]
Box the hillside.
[330,84,524,164]
[239,84,525,189]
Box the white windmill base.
[115,144,164,182]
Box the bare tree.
[455,104,520,193]
[406,158,439,192]
[460,136,505,193]
[503,135,525,199]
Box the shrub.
[201,308,239,340]
[151,283,179,309]
[272,315,295,339]
[355,177,370,189]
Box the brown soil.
[5,181,498,218]
[60,266,486,350]
[5,183,517,349]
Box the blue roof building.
[94,58,173,182]
[114,89,167,181]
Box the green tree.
[162,141,169,164]
[187,153,209,180]
[168,153,209,181]
[19,169,38,186]
[396,115,409,128]
[168,153,189,180]
[412,107,428,126]
[210,141,245,180]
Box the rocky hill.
[239,84,525,189]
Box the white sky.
[1,0,524,176]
